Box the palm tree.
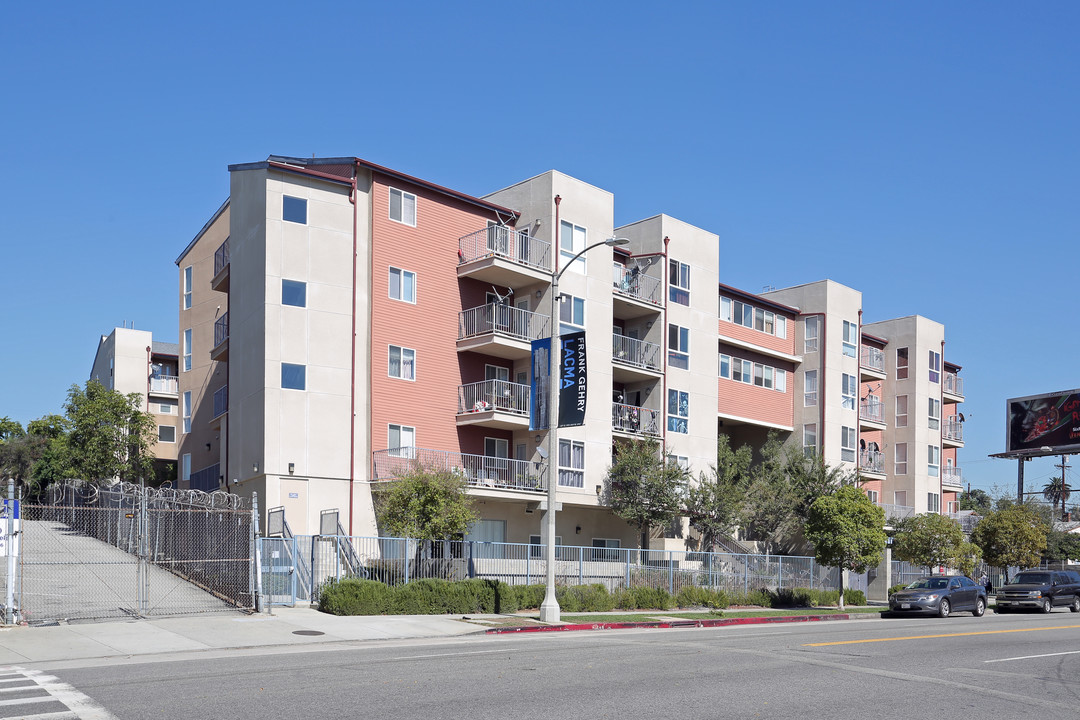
[1043,478,1073,520]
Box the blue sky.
[3,2,1077,496]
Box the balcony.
[860,345,886,379]
[372,447,546,493]
[148,375,178,397]
[211,238,229,292]
[211,312,229,361]
[947,512,979,533]
[457,227,551,287]
[612,402,662,438]
[456,379,530,430]
[879,503,915,525]
[457,304,549,359]
[859,397,885,427]
[859,450,885,476]
[611,333,662,383]
[942,467,963,490]
[212,385,228,420]
[612,263,662,318]
[943,417,964,446]
[944,372,964,401]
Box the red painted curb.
[485,613,852,634]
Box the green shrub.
[843,589,866,606]
[514,584,547,610]
[769,588,814,608]
[391,578,451,614]
[676,585,728,609]
[888,584,908,597]
[726,588,774,608]
[493,580,519,614]
[557,584,615,612]
[318,578,392,615]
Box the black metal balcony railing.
[214,238,230,276]
[612,333,661,372]
[214,312,229,347]
[458,304,549,343]
[611,402,661,437]
[612,263,662,306]
[860,346,885,372]
[458,227,551,272]
[457,380,529,416]
[371,448,546,493]
[213,385,228,419]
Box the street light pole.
[538,233,629,624]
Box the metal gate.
[259,537,297,607]
[16,481,256,625]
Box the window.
[558,438,584,487]
[183,266,192,310]
[668,324,689,369]
[804,316,819,353]
[158,425,176,443]
[281,363,306,390]
[895,443,908,474]
[388,424,416,456]
[559,220,587,274]
[895,395,908,427]
[928,397,941,430]
[183,328,192,372]
[667,454,690,472]
[667,389,689,434]
[732,358,753,384]
[866,489,880,504]
[530,535,563,558]
[928,492,941,514]
[181,454,191,484]
[842,373,857,409]
[389,267,416,303]
[754,308,775,335]
[803,424,817,457]
[389,188,416,226]
[929,350,941,383]
[776,316,787,339]
[842,321,857,357]
[804,370,818,406]
[928,445,940,477]
[669,260,690,305]
[775,368,786,392]
[896,347,908,379]
[719,296,732,323]
[841,426,856,462]
[283,195,307,224]
[591,538,622,561]
[754,364,776,389]
[719,353,731,379]
[159,402,175,414]
[732,300,752,328]
[559,294,585,333]
[388,345,416,380]
[182,391,191,434]
[282,279,306,307]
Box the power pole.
[1053,454,1070,521]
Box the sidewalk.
[0,606,871,666]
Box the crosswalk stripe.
[0,667,117,720]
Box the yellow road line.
[804,624,1080,647]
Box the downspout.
[661,236,670,447]
[818,313,826,457]
[145,346,152,412]
[940,339,946,513]
[348,163,359,535]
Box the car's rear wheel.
[938,599,951,618]
[1041,598,1052,614]
[973,598,986,617]
[1071,596,1080,613]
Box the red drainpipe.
[553,195,561,275]
[348,162,359,535]
[145,346,152,412]
[661,236,670,445]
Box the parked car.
[994,570,1080,613]
[887,575,987,618]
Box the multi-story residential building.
[176,156,965,565]
[89,327,180,482]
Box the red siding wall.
[717,344,794,428]
[717,315,796,357]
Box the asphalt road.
[30,610,1080,719]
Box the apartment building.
[89,327,180,482]
[176,155,966,556]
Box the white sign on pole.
[0,500,20,557]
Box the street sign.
[0,499,20,557]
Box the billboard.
[1006,389,1080,455]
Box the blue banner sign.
[558,331,587,428]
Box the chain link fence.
[14,481,255,625]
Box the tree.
[64,381,156,483]
[970,505,1049,576]
[953,541,983,579]
[892,513,967,573]
[686,435,751,553]
[0,417,24,441]
[1044,530,1080,564]
[805,485,886,611]
[1043,477,1072,521]
[959,488,992,515]
[605,439,687,549]
[374,466,477,541]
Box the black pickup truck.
[994,569,1080,613]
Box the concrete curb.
[486,613,853,634]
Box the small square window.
[282,363,306,390]
[389,188,417,226]
[283,195,307,224]
[389,267,416,303]
[282,279,307,307]
[158,426,176,443]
